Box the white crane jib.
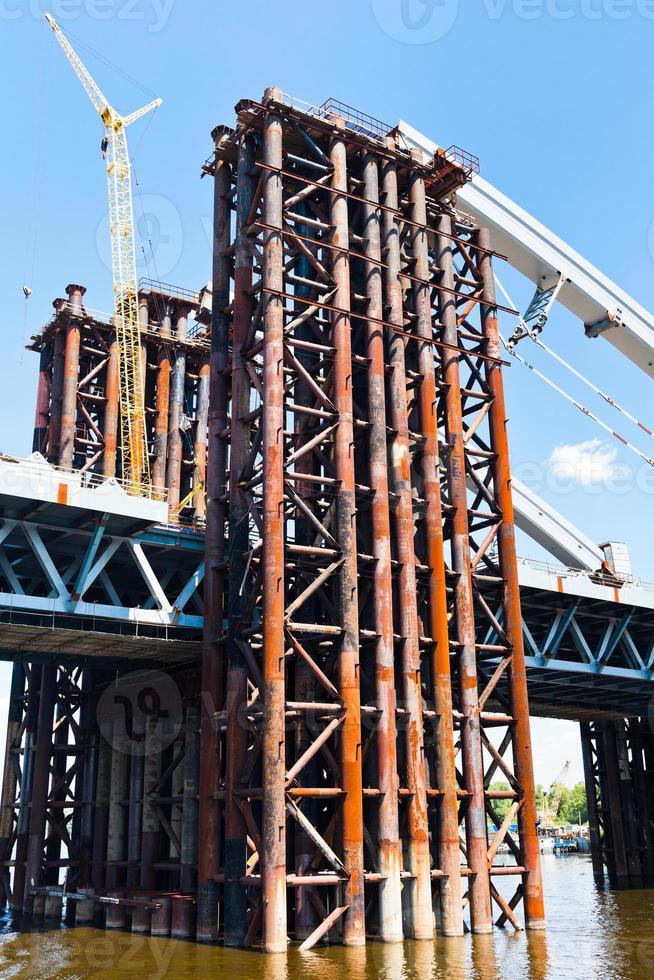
[45,13,161,494]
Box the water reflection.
[0,857,653,979]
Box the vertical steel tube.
[48,327,66,463]
[580,722,604,881]
[166,302,188,513]
[194,356,210,521]
[106,722,129,892]
[13,664,41,911]
[197,128,231,943]
[409,156,463,937]
[0,664,25,905]
[126,753,143,889]
[478,228,545,929]
[103,337,120,478]
[153,303,172,495]
[59,284,85,470]
[181,703,200,894]
[92,735,112,893]
[601,721,630,887]
[23,665,57,915]
[32,347,51,454]
[436,213,492,933]
[362,150,403,943]
[223,133,256,946]
[381,142,432,940]
[140,717,162,890]
[330,125,366,946]
[261,91,288,954]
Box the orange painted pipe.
[478,227,545,929]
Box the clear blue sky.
[2,0,654,785]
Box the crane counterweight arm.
[123,98,162,128]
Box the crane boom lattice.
[45,14,161,495]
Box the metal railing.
[0,452,167,503]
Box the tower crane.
[45,14,161,495]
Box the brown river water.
[0,854,652,979]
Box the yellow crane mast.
[45,14,161,495]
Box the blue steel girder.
[0,516,205,650]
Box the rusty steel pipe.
[409,156,464,937]
[223,132,257,947]
[381,141,432,941]
[152,303,171,495]
[477,227,545,929]
[362,150,403,943]
[330,126,366,946]
[59,284,85,470]
[436,213,492,933]
[23,665,57,915]
[261,92,288,954]
[197,132,232,943]
[48,327,66,463]
[194,356,210,521]
[13,665,41,911]
[166,302,190,513]
[32,346,51,454]
[0,664,25,905]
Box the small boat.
[539,836,554,854]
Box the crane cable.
[494,276,654,469]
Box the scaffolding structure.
[198,87,544,949]
[29,280,211,519]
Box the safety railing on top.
[517,556,654,594]
[0,452,167,503]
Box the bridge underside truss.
[197,89,544,951]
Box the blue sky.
[2,0,654,785]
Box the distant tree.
[558,782,588,825]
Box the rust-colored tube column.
[166,303,189,513]
[223,132,256,946]
[59,284,85,470]
[261,91,288,954]
[478,228,545,929]
[13,664,41,911]
[436,214,492,933]
[0,664,25,904]
[48,319,66,464]
[381,141,432,941]
[153,303,171,496]
[193,356,210,521]
[32,346,51,454]
[23,665,57,915]
[103,337,119,478]
[197,128,231,943]
[330,125,365,946]
[362,150,403,943]
[409,156,463,937]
